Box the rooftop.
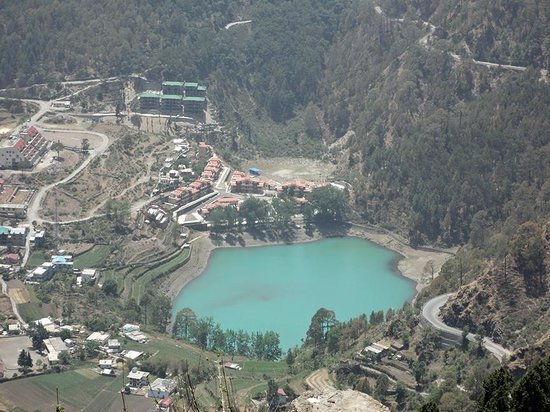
[139,92,161,99]
[184,82,199,88]
[162,81,184,86]
[162,94,183,100]
[183,96,206,102]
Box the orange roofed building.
[168,178,212,205]
[229,171,265,194]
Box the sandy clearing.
[240,157,336,183]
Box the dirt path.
[305,368,333,391]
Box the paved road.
[225,20,252,30]
[422,293,512,362]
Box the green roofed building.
[138,92,161,112]
[183,96,206,114]
[161,95,183,114]
[139,81,206,115]
[162,81,184,95]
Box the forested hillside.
[2,0,549,347]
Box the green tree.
[418,400,440,412]
[51,141,64,159]
[172,307,197,339]
[511,222,546,295]
[396,382,407,408]
[102,279,118,296]
[477,367,513,412]
[262,331,282,361]
[105,199,131,229]
[239,197,269,228]
[58,350,70,365]
[18,349,32,373]
[307,186,348,224]
[81,137,90,152]
[510,357,550,411]
[149,295,172,332]
[29,323,49,352]
[305,308,338,348]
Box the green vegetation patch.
[27,251,48,267]
[74,245,112,269]
[17,302,45,322]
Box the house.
[0,226,28,246]
[26,264,54,282]
[158,397,173,410]
[127,369,150,388]
[7,323,21,335]
[362,341,390,360]
[271,388,289,409]
[29,230,45,245]
[3,253,20,264]
[81,268,98,285]
[51,255,73,271]
[0,125,48,169]
[107,339,121,352]
[86,331,110,344]
[121,350,143,361]
[98,359,116,369]
[44,337,69,363]
[124,330,148,343]
[147,378,177,400]
[121,324,140,334]
[34,316,58,333]
[101,368,116,377]
[139,92,161,112]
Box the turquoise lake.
[172,237,416,350]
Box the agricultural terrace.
[0,333,290,412]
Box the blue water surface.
[172,237,415,350]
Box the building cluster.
[199,196,241,217]
[138,81,207,116]
[121,323,148,343]
[0,125,49,169]
[0,182,34,219]
[25,253,97,286]
[168,179,212,206]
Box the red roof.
[159,397,173,406]
[27,126,39,137]
[4,253,20,262]
[13,138,27,153]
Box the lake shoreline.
[160,223,455,302]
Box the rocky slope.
[441,223,550,348]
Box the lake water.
[172,237,415,350]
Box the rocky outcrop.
[288,388,389,412]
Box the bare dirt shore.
[160,223,455,301]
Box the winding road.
[21,128,110,266]
[422,293,512,362]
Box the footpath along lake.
[172,237,416,350]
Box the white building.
[0,126,48,169]
[147,378,177,399]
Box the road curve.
[225,20,252,30]
[22,128,110,266]
[422,293,512,362]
